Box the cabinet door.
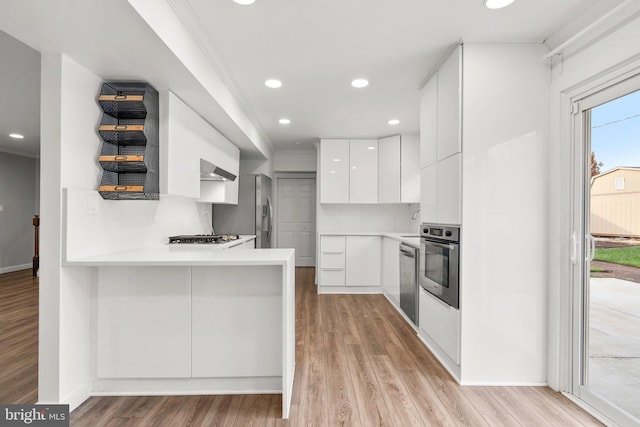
[420,74,438,168]
[419,288,460,364]
[378,135,401,203]
[436,153,461,225]
[320,139,349,203]
[420,164,437,223]
[97,267,191,378]
[437,45,462,161]
[349,139,378,203]
[346,236,381,286]
[382,238,400,305]
[192,266,281,378]
[401,134,420,203]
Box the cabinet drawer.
[320,235,345,252]
[320,268,345,286]
[419,288,460,364]
[320,252,345,269]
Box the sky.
[591,89,640,172]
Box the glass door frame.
[571,73,640,427]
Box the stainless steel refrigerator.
[212,173,273,248]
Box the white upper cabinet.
[401,134,420,203]
[162,91,239,202]
[436,153,461,224]
[420,74,438,168]
[320,136,417,204]
[320,139,350,203]
[437,45,462,161]
[420,163,437,223]
[378,135,401,203]
[349,139,379,204]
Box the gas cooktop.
[168,234,240,244]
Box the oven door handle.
[423,240,457,251]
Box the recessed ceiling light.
[265,79,282,88]
[387,119,400,125]
[233,0,255,5]
[484,0,515,9]
[9,133,24,139]
[351,79,369,88]
[333,158,341,162]
[367,146,376,150]
[279,118,291,125]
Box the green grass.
[594,246,640,268]
[590,266,605,273]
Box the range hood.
[200,159,237,182]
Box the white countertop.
[318,231,421,248]
[63,235,295,267]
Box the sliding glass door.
[572,76,640,426]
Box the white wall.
[317,204,419,233]
[547,7,640,391]
[0,152,36,272]
[274,150,316,172]
[40,53,225,410]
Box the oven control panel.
[421,224,460,243]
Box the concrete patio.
[589,277,640,420]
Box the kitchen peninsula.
[64,245,295,419]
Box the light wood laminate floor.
[1,268,602,425]
[0,269,38,404]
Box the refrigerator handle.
[266,195,273,241]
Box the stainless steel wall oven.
[419,223,460,309]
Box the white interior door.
[277,178,316,266]
[572,74,640,426]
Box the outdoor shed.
[591,167,640,237]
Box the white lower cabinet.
[97,267,192,378]
[191,266,281,378]
[97,265,283,380]
[381,237,400,305]
[418,287,460,365]
[346,236,381,287]
[319,235,381,289]
[319,235,346,287]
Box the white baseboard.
[63,382,93,412]
[0,264,31,274]
[318,286,382,294]
[92,376,282,395]
[416,331,462,383]
[37,382,92,413]
[382,292,419,332]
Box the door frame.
[566,70,640,426]
[273,172,317,255]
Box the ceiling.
[0,0,625,159]
[174,0,624,152]
[0,30,40,157]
